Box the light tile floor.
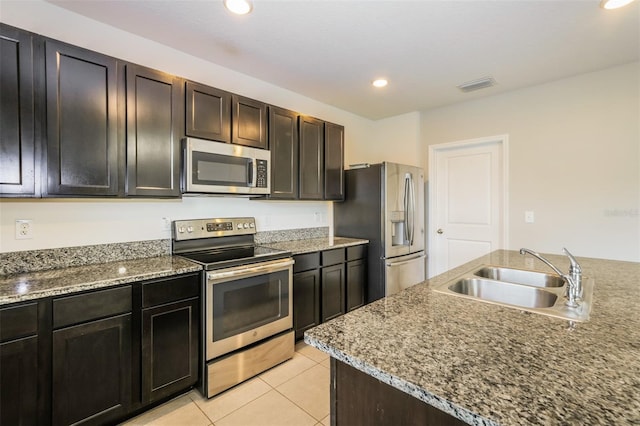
[122,341,330,426]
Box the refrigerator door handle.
[385,253,426,267]
[409,174,416,245]
[403,174,410,243]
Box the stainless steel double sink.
[433,265,593,322]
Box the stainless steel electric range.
[172,217,294,398]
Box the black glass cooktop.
[179,245,291,270]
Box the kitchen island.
[304,250,640,425]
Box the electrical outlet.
[15,219,33,240]
[525,211,535,223]
[162,217,171,231]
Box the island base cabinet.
[331,359,466,426]
[52,314,132,426]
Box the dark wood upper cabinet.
[125,64,182,197]
[268,106,299,199]
[298,116,324,200]
[44,39,120,196]
[185,81,231,143]
[0,24,38,197]
[324,122,345,200]
[232,94,267,149]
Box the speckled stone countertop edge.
[304,334,496,426]
[262,236,369,255]
[0,257,202,306]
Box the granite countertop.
[0,256,202,305]
[263,236,368,255]
[304,249,640,425]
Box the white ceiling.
[47,0,639,120]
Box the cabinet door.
[321,263,345,322]
[45,39,120,196]
[293,269,320,340]
[346,259,366,312]
[231,94,267,149]
[142,298,199,404]
[0,24,38,197]
[298,116,324,200]
[185,81,231,143]
[0,336,38,426]
[269,106,298,199]
[324,122,344,200]
[52,314,131,426]
[126,64,182,197]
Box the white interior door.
[428,136,508,277]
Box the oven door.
[206,258,294,360]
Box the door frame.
[427,134,510,277]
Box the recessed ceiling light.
[600,0,636,9]
[372,79,388,88]
[224,0,253,15]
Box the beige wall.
[345,111,423,168]
[420,62,640,262]
[0,1,375,252]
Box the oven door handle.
[207,258,294,281]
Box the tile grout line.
[192,347,324,425]
[271,349,330,423]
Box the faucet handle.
[562,248,582,273]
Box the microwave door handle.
[248,160,257,187]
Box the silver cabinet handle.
[437,228,444,234]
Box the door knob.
[437,228,443,234]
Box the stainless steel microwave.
[182,138,270,195]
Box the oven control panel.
[173,217,256,240]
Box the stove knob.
[187,226,193,233]
[249,223,255,228]
[237,223,243,230]
[243,223,249,229]
[178,226,185,233]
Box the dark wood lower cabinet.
[293,269,321,340]
[346,259,366,312]
[0,336,38,425]
[52,314,132,426]
[142,297,199,403]
[332,359,466,426]
[321,264,345,322]
[293,245,367,340]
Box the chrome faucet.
[519,247,582,308]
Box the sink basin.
[448,278,558,309]
[432,265,594,322]
[473,266,564,288]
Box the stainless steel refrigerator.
[334,162,426,303]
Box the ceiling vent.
[457,77,496,93]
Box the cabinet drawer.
[53,285,131,329]
[322,248,345,266]
[293,252,320,273]
[142,273,200,308]
[0,303,38,343]
[347,245,367,261]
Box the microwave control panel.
[256,159,268,188]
